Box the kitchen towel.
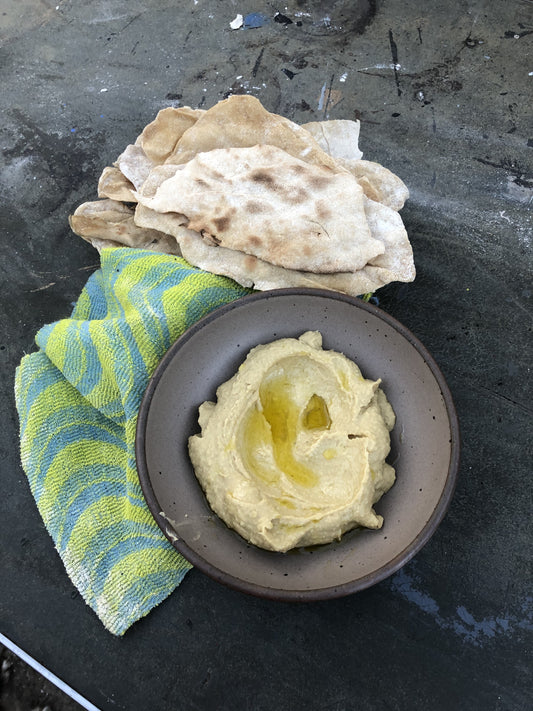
[15,248,249,635]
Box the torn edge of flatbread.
[114,144,155,191]
[69,199,181,255]
[97,105,204,201]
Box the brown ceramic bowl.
[136,288,460,600]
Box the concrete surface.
[1,642,80,711]
[1,1,532,709]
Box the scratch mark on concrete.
[471,382,533,415]
[29,282,56,293]
[252,47,265,78]
[317,74,342,116]
[119,12,142,34]
[388,29,402,96]
[474,157,533,189]
[324,73,335,114]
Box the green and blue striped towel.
[15,248,249,635]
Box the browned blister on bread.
[136,144,384,274]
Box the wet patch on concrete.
[390,564,533,647]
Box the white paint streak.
[317,81,327,110]
[86,11,136,24]
[358,63,402,71]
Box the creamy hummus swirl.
[188,331,396,552]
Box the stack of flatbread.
[70,96,415,296]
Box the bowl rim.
[136,287,461,600]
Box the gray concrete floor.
[0,644,79,711]
[1,1,532,710]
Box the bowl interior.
[136,289,459,599]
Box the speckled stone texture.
[1,1,531,709]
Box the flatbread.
[97,166,136,202]
[69,199,180,255]
[92,105,191,204]
[139,164,183,198]
[114,144,154,191]
[134,196,414,296]
[339,159,409,211]
[302,120,363,161]
[163,95,343,172]
[136,144,383,273]
[70,96,415,296]
[139,106,205,163]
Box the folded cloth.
[15,248,250,635]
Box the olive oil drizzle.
[241,371,332,488]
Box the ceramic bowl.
[136,288,460,600]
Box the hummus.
[188,331,396,552]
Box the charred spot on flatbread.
[308,174,333,191]
[246,200,270,214]
[316,201,332,222]
[250,170,277,188]
[283,186,309,204]
[213,215,231,232]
